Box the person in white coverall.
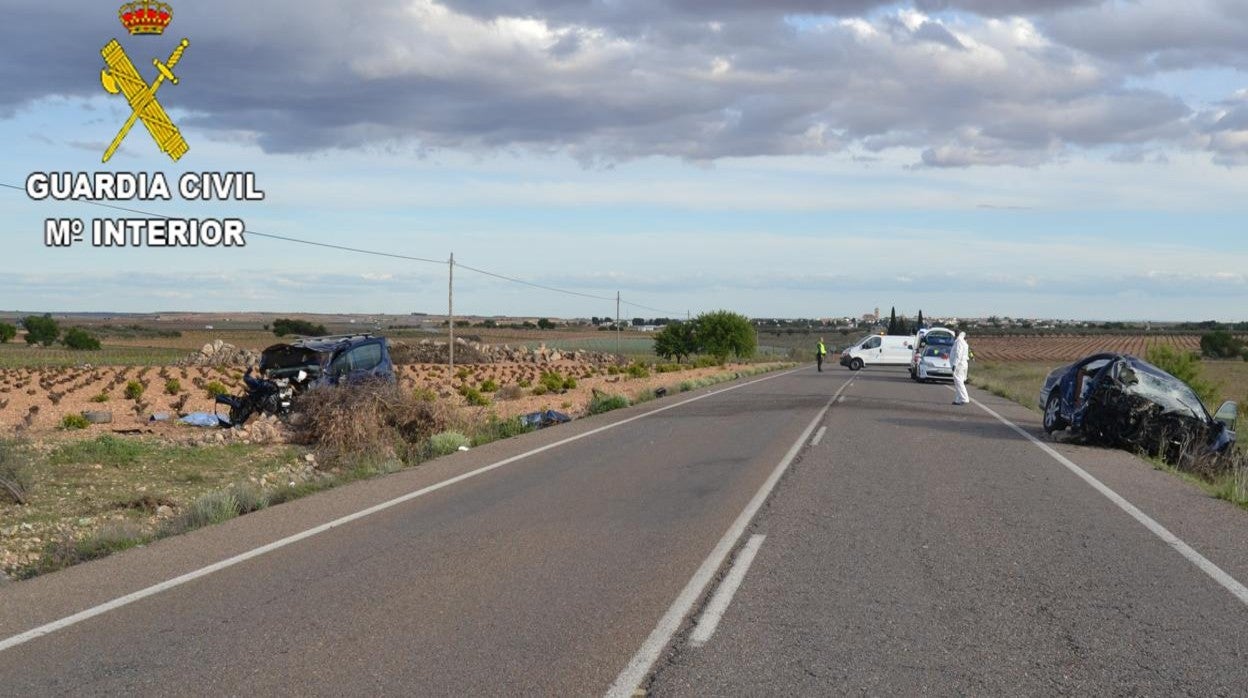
[950,331,970,405]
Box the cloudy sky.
[2,0,1246,320]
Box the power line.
[3,181,690,314]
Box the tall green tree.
[22,314,59,346]
[0,322,15,344]
[694,310,756,362]
[887,307,897,335]
[917,310,924,329]
[653,321,697,363]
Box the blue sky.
[2,0,1247,320]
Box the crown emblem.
[118,1,173,35]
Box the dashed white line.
[0,367,805,655]
[605,376,856,698]
[960,388,1248,609]
[689,534,766,648]
[810,426,828,446]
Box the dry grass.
[292,380,449,465]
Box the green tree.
[694,310,756,362]
[272,318,328,337]
[22,314,59,346]
[1200,330,1243,359]
[0,322,15,344]
[62,327,102,350]
[537,318,556,330]
[917,310,924,329]
[887,307,897,335]
[653,321,698,363]
[1146,345,1218,406]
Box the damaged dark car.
[1039,353,1238,462]
[216,334,396,426]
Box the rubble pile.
[178,340,260,367]
[389,339,623,367]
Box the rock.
[202,343,214,356]
[156,505,173,517]
[304,453,316,463]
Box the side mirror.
[1214,401,1238,429]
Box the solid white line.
[0,367,804,655]
[810,426,828,447]
[605,376,855,698]
[964,391,1248,608]
[689,534,766,648]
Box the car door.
[328,341,386,383]
[860,336,882,363]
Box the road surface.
[2,367,1247,695]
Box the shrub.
[588,392,630,415]
[1200,330,1244,359]
[22,314,59,346]
[539,371,567,393]
[656,363,684,373]
[0,441,33,505]
[455,367,471,381]
[90,392,110,403]
[496,384,524,401]
[204,381,229,399]
[531,385,548,396]
[460,386,491,406]
[412,386,437,402]
[479,378,499,392]
[124,380,144,400]
[607,365,622,376]
[62,327,102,351]
[429,431,470,456]
[1146,345,1218,406]
[164,378,182,395]
[60,413,90,430]
[228,481,269,515]
[694,356,721,369]
[292,381,444,465]
[0,322,15,344]
[562,376,577,390]
[272,318,328,337]
[163,490,239,535]
[626,363,650,379]
[517,379,532,388]
[471,417,532,446]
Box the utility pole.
[448,253,455,371]
[616,291,621,356]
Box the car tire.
[1043,393,1067,433]
[849,358,863,371]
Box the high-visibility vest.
[817,342,827,355]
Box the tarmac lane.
[647,367,1248,696]
[0,368,849,696]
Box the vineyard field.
[967,334,1242,362]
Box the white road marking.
[961,388,1248,609]
[606,376,856,698]
[810,426,828,447]
[0,367,804,655]
[689,534,766,648]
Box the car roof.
[284,334,380,352]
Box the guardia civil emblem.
[99,1,190,163]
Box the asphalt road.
[2,366,1248,695]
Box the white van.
[839,334,916,370]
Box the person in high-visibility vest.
[816,337,827,372]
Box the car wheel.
[1043,393,1066,433]
[850,358,863,371]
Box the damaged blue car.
[216,334,395,426]
[1039,353,1238,460]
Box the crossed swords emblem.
[99,38,190,163]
